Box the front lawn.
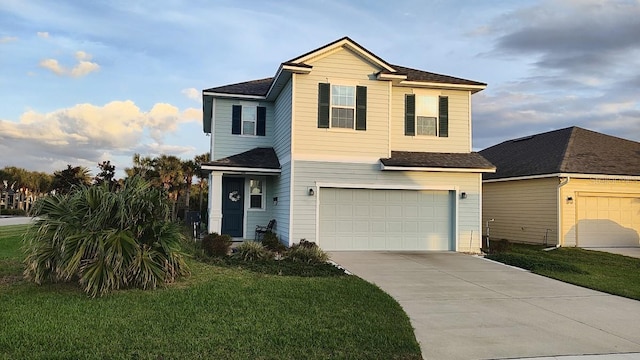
[0,225,421,360]
[487,242,640,301]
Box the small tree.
[51,165,91,194]
[94,160,117,189]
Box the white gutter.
[200,165,281,174]
[397,81,486,93]
[202,92,266,100]
[556,176,570,248]
[483,172,640,183]
[381,164,496,173]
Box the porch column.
[208,172,223,234]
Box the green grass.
[487,242,640,300]
[0,225,421,360]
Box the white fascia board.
[290,38,395,72]
[200,165,281,174]
[377,73,407,81]
[315,182,457,191]
[398,81,487,93]
[381,164,496,173]
[483,173,640,183]
[201,92,266,100]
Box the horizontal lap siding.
[213,99,274,159]
[270,162,291,244]
[560,178,640,247]
[291,160,482,252]
[294,48,389,158]
[391,87,470,153]
[273,79,292,161]
[483,178,558,245]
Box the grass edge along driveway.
[0,225,421,360]
[487,242,640,301]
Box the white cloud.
[39,51,100,77]
[0,36,18,43]
[181,88,201,102]
[0,101,200,174]
[37,31,49,38]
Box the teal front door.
[222,177,244,237]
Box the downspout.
[555,176,570,248]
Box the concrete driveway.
[0,216,33,226]
[329,251,640,360]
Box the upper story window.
[331,85,355,128]
[317,83,367,131]
[232,105,266,136]
[405,94,448,138]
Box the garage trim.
[575,191,640,247]
[314,182,460,251]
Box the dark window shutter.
[439,96,448,138]
[405,94,415,136]
[355,86,367,131]
[256,106,266,136]
[232,105,242,135]
[317,83,330,128]
[203,96,213,134]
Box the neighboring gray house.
[201,37,494,252]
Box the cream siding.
[291,160,483,252]
[560,178,640,247]
[293,48,389,159]
[391,87,471,153]
[212,98,274,160]
[483,178,558,245]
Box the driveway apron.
[329,251,640,360]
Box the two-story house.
[201,37,495,252]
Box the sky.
[1,0,639,177]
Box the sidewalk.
[0,216,33,226]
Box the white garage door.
[319,188,454,251]
[577,194,640,247]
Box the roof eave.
[484,172,640,183]
[381,163,496,173]
[398,80,487,93]
[201,165,282,174]
[202,91,266,100]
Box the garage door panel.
[319,188,453,251]
[577,195,640,247]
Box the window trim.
[241,105,257,136]
[330,84,356,129]
[405,92,448,138]
[415,95,439,137]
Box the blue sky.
[1,0,639,177]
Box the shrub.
[234,241,271,261]
[23,176,190,297]
[488,239,511,254]
[0,208,27,216]
[287,241,329,264]
[201,233,233,257]
[261,231,286,253]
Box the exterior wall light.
[460,192,467,199]
[273,197,278,206]
[308,188,315,196]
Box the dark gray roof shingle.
[480,127,640,180]
[381,151,495,170]
[384,64,486,86]
[206,147,280,169]
[204,78,273,96]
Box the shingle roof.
[384,65,486,86]
[204,78,273,96]
[203,37,485,97]
[206,147,280,169]
[480,127,640,180]
[380,151,495,170]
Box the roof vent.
[511,135,534,143]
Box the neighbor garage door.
[576,194,640,247]
[319,188,453,251]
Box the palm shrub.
[287,240,329,264]
[234,241,271,261]
[23,176,189,297]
